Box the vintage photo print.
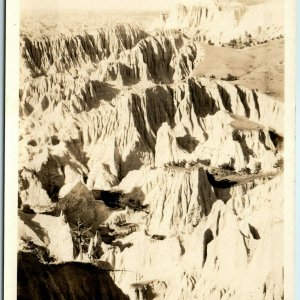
[5,0,296,299]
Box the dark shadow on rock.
[217,84,233,113]
[18,211,49,244]
[78,34,98,63]
[22,38,43,71]
[21,204,36,214]
[268,130,284,150]
[139,37,175,84]
[119,149,148,179]
[236,85,250,118]
[176,134,199,153]
[150,235,166,241]
[144,87,176,141]
[81,81,120,111]
[111,241,133,251]
[130,93,157,151]
[237,135,254,164]
[27,139,37,147]
[131,280,167,300]
[129,89,175,153]
[258,130,271,151]
[64,133,89,167]
[203,229,214,267]
[51,135,60,145]
[232,132,254,163]
[190,79,219,118]
[214,187,232,203]
[65,38,79,62]
[34,156,65,203]
[206,171,237,189]
[249,224,260,240]
[57,182,113,232]
[93,190,124,209]
[119,64,141,86]
[216,211,221,236]
[18,251,129,300]
[252,90,260,119]
[119,187,148,212]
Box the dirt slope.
[192,38,284,101]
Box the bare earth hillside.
[192,38,284,101]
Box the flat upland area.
[193,38,284,101]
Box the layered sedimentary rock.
[99,33,201,84]
[21,24,148,79]
[101,174,283,299]
[21,32,202,86]
[18,13,284,300]
[152,0,283,44]
[19,71,283,212]
[116,167,216,235]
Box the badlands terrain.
[18,0,284,299]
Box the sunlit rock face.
[152,0,283,45]
[18,4,284,299]
[100,175,283,299]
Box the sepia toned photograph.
[6,0,295,299]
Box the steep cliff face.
[21,24,148,79]
[188,175,283,300]
[152,0,283,44]
[99,34,201,84]
[165,1,222,29]
[100,175,283,300]
[21,27,201,85]
[116,168,216,235]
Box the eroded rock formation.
[18,7,284,299]
[152,0,284,45]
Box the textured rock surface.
[152,0,283,45]
[58,181,113,230]
[21,24,148,78]
[104,175,283,299]
[18,6,284,300]
[18,211,74,261]
[18,75,283,213]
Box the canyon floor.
[18,1,284,299]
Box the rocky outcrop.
[99,34,201,84]
[87,162,119,190]
[18,212,74,261]
[117,167,216,235]
[21,24,148,78]
[101,175,283,299]
[18,75,283,211]
[152,0,284,45]
[21,31,201,86]
[58,181,113,230]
